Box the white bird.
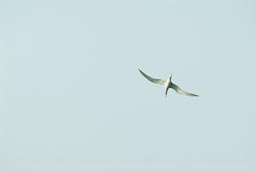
[138,69,199,97]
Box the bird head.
[169,74,173,82]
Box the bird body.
[138,69,198,97]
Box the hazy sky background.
[1,0,256,170]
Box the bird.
[138,69,199,97]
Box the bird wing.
[138,69,165,85]
[171,83,199,97]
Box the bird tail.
[165,88,169,97]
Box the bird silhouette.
[138,69,199,97]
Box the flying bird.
[138,69,199,97]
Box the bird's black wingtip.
[138,68,143,74]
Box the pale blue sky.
[1,0,256,170]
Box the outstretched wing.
[171,83,199,97]
[138,69,165,85]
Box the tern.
[138,69,199,97]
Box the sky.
[1,0,256,170]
